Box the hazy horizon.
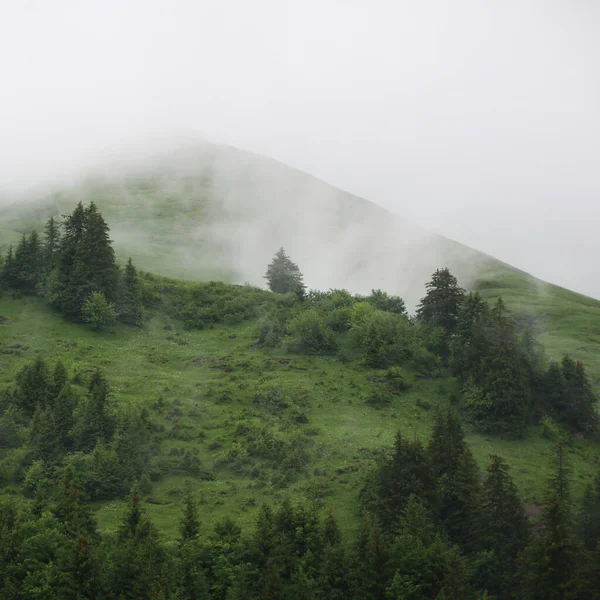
[1,0,599,298]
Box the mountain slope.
[1,140,599,383]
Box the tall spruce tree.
[522,441,584,600]
[119,257,144,326]
[54,201,87,317]
[370,431,435,531]
[416,268,465,334]
[264,247,306,297]
[579,467,600,552]
[478,454,529,598]
[71,202,118,310]
[14,357,51,415]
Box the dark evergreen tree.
[50,360,68,398]
[579,467,600,552]
[264,247,306,297]
[369,431,435,531]
[14,357,51,415]
[522,441,584,599]
[563,358,598,435]
[54,464,97,539]
[1,245,17,287]
[428,403,467,480]
[70,202,118,313]
[42,216,61,270]
[354,516,393,600]
[73,369,114,451]
[11,231,42,294]
[477,454,529,598]
[317,511,353,600]
[51,384,76,451]
[416,268,465,334]
[30,405,61,463]
[54,201,87,317]
[119,257,144,326]
[180,481,200,543]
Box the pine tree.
[119,257,144,326]
[73,369,114,451]
[11,232,42,294]
[318,511,353,600]
[30,405,61,463]
[264,247,306,297]
[478,454,528,598]
[54,464,97,539]
[416,268,465,334]
[563,359,598,435]
[42,216,61,270]
[180,481,200,543]
[371,431,435,531]
[354,516,393,600]
[71,202,118,308]
[51,384,76,452]
[54,202,86,317]
[1,245,17,287]
[579,467,600,551]
[522,441,584,599]
[428,403,467,480]
[14,357,51,415]
[50,360,68,398]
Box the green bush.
[288,309,337,354]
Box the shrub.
[288,309,337,354]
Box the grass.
[1,293,598,541]
[1,145,599,540]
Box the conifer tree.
[30,405,61,463]
[264,247,306,297]
[180,481,200,543]
[119,257,144,326]
[478,454,528,598]
[318,511,353,599]
[371,431,435,530]
[579,467,600,552]
[416,268,465,334]
[50,360,68,398]
[54,201,86,317]
[73,369,114,451]
[354,516,393,600]
[14,357,51,415]
[42,216,61,270]
[522,441,584,599]
[428,403,467,480]
[54,464,97,539]
[71,202,118,309]
[51,384,76,451]
[1,245,17,287]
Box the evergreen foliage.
[264,247,306,297]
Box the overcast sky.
[1,0,599,297]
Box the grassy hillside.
[1,284,598,541]
[1,141,599,387]
[1,142,599,542]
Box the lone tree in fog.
[264,247,306,297]
[417,268,465,334]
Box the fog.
[1,0,599,298]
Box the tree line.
[1,404,599,598]
[264,250,598,438]
[1,202,143,328]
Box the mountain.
[1,139,599,383]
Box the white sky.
[1,0,599,297]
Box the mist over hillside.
[0,140,500,309]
